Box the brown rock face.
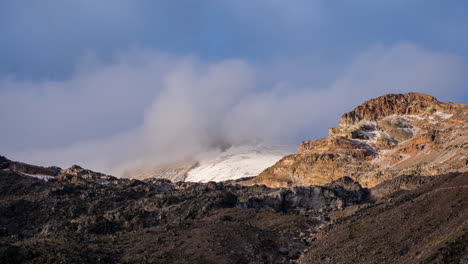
[250,92,468,188]
[338,92,458,127]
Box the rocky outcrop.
[337,93,461,127]
[0,156,61,176]
[299,172,468,264]
[0,156,9,169]
[1,158,466,263]
[250,93,468,188]
[0,160,370,264]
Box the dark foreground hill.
[300,172,468,264]
[0,158,467,263]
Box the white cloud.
[2,43,466,175]
[330,43,467,101]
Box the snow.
[433,111,453,120]
[185,144,292,182]
[20,172,54,181]
[370,149,390,164]
[2,168,54,181]
[352,129,380,145]
[400,126,417,135]
[400,114,426,120]
[387,112,452,123]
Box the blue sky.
[1,1,467,171]
[2,1,468,81]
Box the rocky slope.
[0,157,369,264]
[1,157,466,263]
[251,93,468,188]
[299,172,468,264]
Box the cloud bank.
[1,43,466,175]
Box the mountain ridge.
[248,92,468,188]
[0,155,466,263]
[1,91,467,263]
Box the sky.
[1,1,467,174]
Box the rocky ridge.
[299,171,468,264]
[251,93,468,188]
[1,157,466,263]
[1,92,467,263]
[0,157,370,263]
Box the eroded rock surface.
[0,162,369,264]
[251,93,468,188]
[1,157,466,263]
[299,172,468,264]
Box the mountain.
[1,155,466,263]
[123,160,200,182]
[1,92,467,263]
[127,144,291,182]
[0,156,371,263]
[299,172,468,264]
[185,145,291,182]
[249,93,468,188]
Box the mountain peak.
[249,92,467,188]
[338,92,453,127]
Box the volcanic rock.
[250,93,468,187]
[299,171,468,264]
[0,160,370,263]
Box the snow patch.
[20,172,54,181]
[402,114,427,120]
[185,145,292,182]
[371,149,391,164]
[433,111,453,120]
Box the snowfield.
[185,144,292,182]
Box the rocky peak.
[338,93,454,127]
[249,93,467,188]
[0,155,10,169]
[62,165,88,176]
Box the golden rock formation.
[249,93,468,188]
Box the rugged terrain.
[0,156,369,263]
[300,171,468,264]
[1,155,467,263]
[251,93,468,188]
[1,92,467,263]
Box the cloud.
[0,50,176,151]
[3,1,468,82]
[330,43,467,101]
[1,43,466,175]
[222,43,467,143]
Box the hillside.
[1,92,467,263]
[300,172,468,263]
[0,157,369,263]
[0,156,466,263]
[250,93,468,187]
